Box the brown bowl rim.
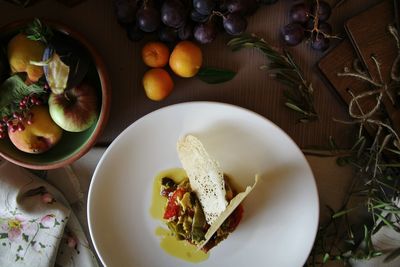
[0,18,111,170]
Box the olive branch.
[228,34,318,122]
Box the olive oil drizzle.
[150,168,209,263]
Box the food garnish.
[156,135,257,255]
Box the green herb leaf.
[0,74,44,118]
[24,18,53,44]
[322,253,330,263]
[196,67,236,84]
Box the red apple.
[48,82,98,132]
[8,105,63,154]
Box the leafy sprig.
[24,18,53,44]
[228,34,318,122]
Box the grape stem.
[308,0,341,40]
[211,10,225,19]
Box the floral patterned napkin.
[0,160,98,267]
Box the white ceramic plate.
[88,102,319,267]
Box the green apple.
[48,83,98,132]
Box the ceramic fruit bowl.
[0,19,111,170]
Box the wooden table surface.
[0,0,383,149]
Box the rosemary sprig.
[24,18,53,44]
[228,34,318,122]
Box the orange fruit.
[142,68,174,101]
[141,42,170,68]
[169,41,202,78]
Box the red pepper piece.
[163,188,186,220]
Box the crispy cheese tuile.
[177,135,228,225]
[198,175,259,249]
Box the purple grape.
[289,3,310,24]
[318,22,332,35]
[223,13,247,36]
[193,0,215,16]
[190,9,209,23]
[194,22,217,44]
[136,6,160,32]
[158,26,178,42]
[161,0,187,29]
[178,22,194,40]
[113,0,137,25]
[305,20,332,38]
[312,0,331,22]
[225,0,259,16]
[311,34,330,51]
[281,23,305,46]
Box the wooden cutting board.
[346,0,398,84]
[345,0,400,133]
[318,40,377,111]
[318,39,385,135]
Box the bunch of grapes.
[113,0,278,44]
[281,0,333,51]
[0,93,46,139]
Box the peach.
[8,105,63,154]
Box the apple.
[8,105,63,154]
[48,82,98,132]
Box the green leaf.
[0,74,44,117]
[196,67,236,84]
[284,102,309,116]
[336,156,352,166]
[39,223,49,229]
[0,233,8,239]
[323,253,330,263]
[332,207,358,219]
[24,18,53,44]
[22,233,29,242]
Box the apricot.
[7,33,45,82]
[142,68,174,101]
[169,41,202,78]
[142,42,170,68]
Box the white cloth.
[0,160,98,267]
